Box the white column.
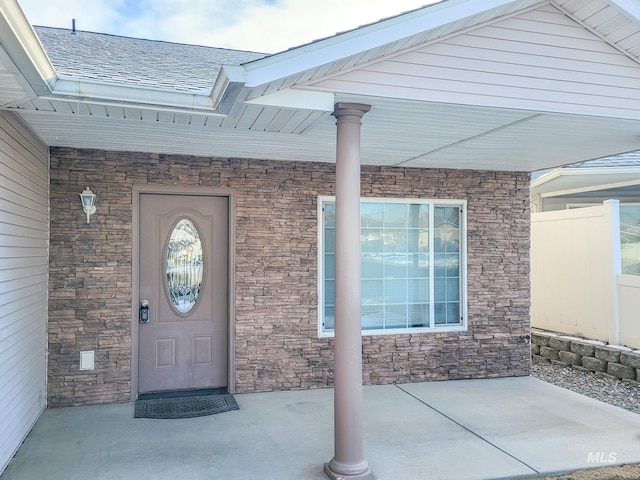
[324,103,373,480]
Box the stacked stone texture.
[48,147,531,406]
[531,330,640,383]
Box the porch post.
[324,103,373,480]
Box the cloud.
[18,0,438,53]
[19,0,125,32]
[212,0,439,52]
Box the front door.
[138,193,228,393]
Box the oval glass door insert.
[165,218,204,314]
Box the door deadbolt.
[139,300,150,323]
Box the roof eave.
[19,66,252,117]
[530,169,563,190]
[210,65,249,115]
[47,77,230,114]
[0,0,55,96]
[531,166,640,195]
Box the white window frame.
[318,196,468,337]
[620,203,640,276]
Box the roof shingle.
[34,26,267,94]
[570,151,640,168]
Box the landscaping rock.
[532,362,640,415]
[596,372,619,382]
[532,355,549,364]
[572,366,591,374]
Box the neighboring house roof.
[568,151,640,169]
[532,150,640,198]
[4,0,640,171]
[34,26,266,94]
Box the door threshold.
[138,387,228,400]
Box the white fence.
[617,274,640,349]
[531,200,640,349]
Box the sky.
[17,0,441,54]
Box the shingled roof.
[569,151,640,169]
[532,150,640,181]
[34,26,267,94]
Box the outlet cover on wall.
[80,350,95,370]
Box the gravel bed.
[531,362,640,415]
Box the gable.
[305,4,640,119]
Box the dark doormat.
[135,391,239,419]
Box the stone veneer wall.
[532,329,640,383]
[48,148,531,406]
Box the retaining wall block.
[531,344,540,356]
[620,352,640,369]
[581,356,607,373]
[540,346,559,361]
[571,342,595,357]
[558,350,582,366]
[596,346,622,363]
[549,337,572,351]
[532,331,553,347]
[606,362,636,380]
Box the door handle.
[139,300,150,323]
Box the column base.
[324,459,374,480]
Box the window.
[620,205,640,276]
[319,197,467,336]
[165,218,204,315]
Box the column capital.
[333,103,371,120]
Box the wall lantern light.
[80,186,96,223]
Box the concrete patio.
[2,376,640,480]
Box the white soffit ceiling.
[5,0,640,171]
[0,67,28,106]
[17,95,640,172]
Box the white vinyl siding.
[310,4,640,119]
[0,111,49,475]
